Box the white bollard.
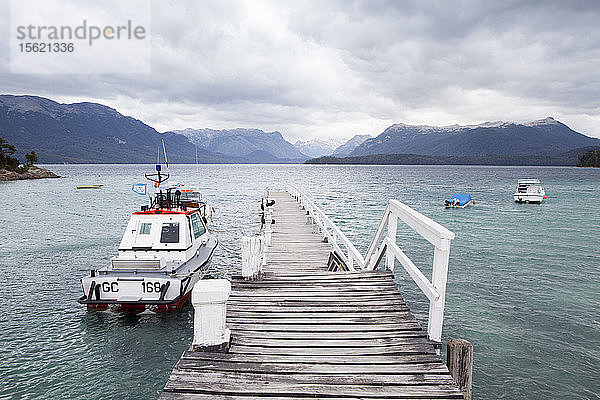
[191,279,231,352]
[241,236,264,280]
[241,236,252,279]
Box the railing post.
[427,238,451,344]
[191,279,231,352]
[241,235,264,280]
[263,195,273,245]
[385,212,397,271]
[266,209,273,243]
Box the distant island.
[306,146,600,166]
[0,137,59,181]
[577,149,600,167]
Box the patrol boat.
[78,164,218,313]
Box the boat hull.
[444,200,473,208]
[513,194,544,203]
[79,239,217,313]
[79,269,204,312]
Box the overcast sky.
[1,0,600,140]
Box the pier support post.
[191,279,231,352]
[447,339,473,400]
[242,235,265,280]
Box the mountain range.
[0,95,598,165]
[173,128,307,161]
[0,95,220,163]
[349,118,600,157]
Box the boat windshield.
[190,213,206,238]
[160,222,180,243]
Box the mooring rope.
[210,223,261,233]
[217,240,241,255]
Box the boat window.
[190,213,206,239]
[160,222,180,243]
[139,222,152,235]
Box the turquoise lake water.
[0,164,598,399]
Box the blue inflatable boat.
[444,193,473,208]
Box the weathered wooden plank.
[229,344,435,356]
[226,316,418,325]
[231,283,398,289]
[160,393,460,400]
[176,358,448,374]
[227,305,411,313]
[231,330,427,339]
[181,351,442,364]
[240,273,391,278]
[226,300,409,307]
[166,370,456,387]
[231,336,431,348]
[228,311,413,319]
[163,377,463,398]
[227,323,422,332]
[228,292,404,299]
[231,281,396,288]
[230,292,401,298]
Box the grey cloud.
[0,0,599,140]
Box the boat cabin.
[516,179,543,194]
[118,210,208,252]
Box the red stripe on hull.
[87,303,108,311]
[85,291,192,314]
[158,290,192,311]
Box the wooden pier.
[160,190,465,399]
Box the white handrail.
[287,186,365,270]
[286,186,455,344]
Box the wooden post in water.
[191,279,231,352]
[447,339,473,400]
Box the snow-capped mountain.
[332,134,372,156]
[350,117,600,157]
[293,138,345,158]
[174,128,308,160]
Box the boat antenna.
[145,136,170,188]
[161,137,169,169]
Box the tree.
[25,150,38,166]
[0,137,24,172]
[577,150,600,167]
[0,137,16,157]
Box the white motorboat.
[513,179,546,204]
[78,164,218,313]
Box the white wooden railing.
[287,186,365,271]
[287,186,455,344]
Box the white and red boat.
[513,179,547,204]
[78,164,218,313]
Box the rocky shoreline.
[0,166,60,181]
